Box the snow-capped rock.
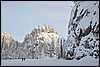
[1,32,19,60]
[65,1,99,60]
[23,25,61,59]
[1,25,65,60]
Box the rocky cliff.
[1,25,64,60]
[65,1,99,60]
[1,32,20,59]
[23,25,61,59]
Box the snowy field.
[1,56,99,66]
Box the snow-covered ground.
[1,56,99,66]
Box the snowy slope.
[1,56,99,66]
[65,1,99,60]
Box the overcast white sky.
[1,1,73,41]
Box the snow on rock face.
[22,25,60,59]
[1,32,13,44]
[1,25,62,60]
[65,1,99,60]
[1,32,20,60]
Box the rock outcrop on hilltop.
[1,32,20,59]
[1,25,65,60]
[23,25,60,59]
